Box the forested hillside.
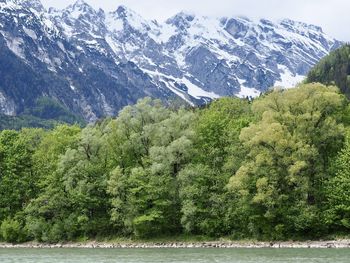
[0,83,350,243]
[306,44,350,97]
[0,97,85,130]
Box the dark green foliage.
[0,114,57,130]
[0,217,27,243]
[106,99,195,237]
[324,132,350,232]
[0,114,83,131]
[24,97,85,125]
[0,97,85,131]
[0,91,350,242]
[306,44,350,98]
[178,98,253,236]
[0,129,44,222]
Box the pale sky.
[41,0,350,41]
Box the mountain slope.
[0,0,173,122]
[0,0,343,121]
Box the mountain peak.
[115,5,127,16]
[6,0,45,12]
[0,2,342,121]
[113,5,141,19]
[71,0,94,11]
[170,11,195,21]
[166,11,195,29]
[280,18,324,33]
[63,0,97,19]
[73,0,88,7]
[260,18,275,27]
[109,5,152,32]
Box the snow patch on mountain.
[0,0,343,121]
[0,91,16,116]
[181,77,220,99]
[2,34,25,58]
[38,0,341,102]
[275,65,305,88]
[23,27,37,40]
[238,87,261,98]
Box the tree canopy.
[1,84,350,243]
[306,44,350,98]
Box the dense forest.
[306,44,350,98]
[0,97,85,130]
[0,83,350,243]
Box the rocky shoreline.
[1,240,350,249]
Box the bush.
[0,218,27,243]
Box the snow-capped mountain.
[0,0,342,121]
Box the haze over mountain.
[0,0,343,121]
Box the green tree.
[0,128,45,241]
[107,99,195,237]
[324,132,350,232]
[106,98,173,236]
[0,217,27,243]
[178,98,252,236]
[228,84,346,239]
[25,125,84,242]
[306,44,350,98]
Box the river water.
[0,248,349,263]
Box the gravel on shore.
[1,240,350,249]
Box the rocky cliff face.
[0,0,342,121]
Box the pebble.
[1,240,350,249]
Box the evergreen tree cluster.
[306,44,350,98]
[0,84,350,243]
[0,97,85,130]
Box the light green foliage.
[0,129,44,220]
[32,125,81,181]
[194,98,252,170]
[179,164,216,234]
[325,133,350,231]
[0,128,45,241]
[107,99,196,237]
[1,93,350,242]
[25,125,83,242]
[228,84,346,239]
[179,98,252,236]
[56,125,111,237]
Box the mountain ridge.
[0,0,343,121]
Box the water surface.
[0,248,349,263]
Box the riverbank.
[1,240,350,249]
